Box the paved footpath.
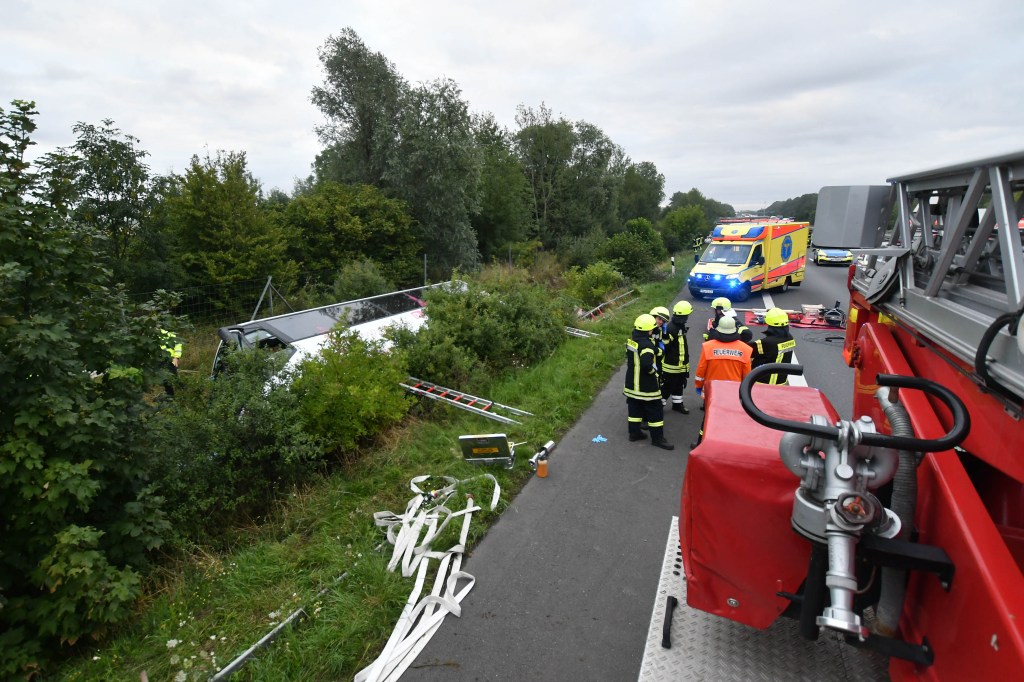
[403,305,714,681]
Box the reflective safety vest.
[624,333,661,400]
[160,329,183,360]
[751,331,797,385]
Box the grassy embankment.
[56,273,687,681]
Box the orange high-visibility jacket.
[694,339,753,392]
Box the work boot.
[629,432,647,442]
[639,422,649,431]
[672,403,689,415]
[652,438,675,451]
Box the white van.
[210,282,458,378]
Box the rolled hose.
[738,364,970,452]
[874,390,916,637]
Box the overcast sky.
[4,0,1022,210]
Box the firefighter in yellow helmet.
[661,301,692,413]
[704,296,752,343]
[624,314,674,450]
[649,306,671,390]
[750,307,798,385]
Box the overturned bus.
[210,283,457,378]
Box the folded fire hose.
[355,474,500,682]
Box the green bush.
[597,231,657,281]
[416,270,571,371]
[332,258,396,301]
[564,261,625,307]
[149,349,325,542]
[558,226,608,268]
[388,324,481,390]
[292,329,410,454]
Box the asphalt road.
[400,264,858,682]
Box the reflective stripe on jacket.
[624,332,661,400]
[751,332,797,385]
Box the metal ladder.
[401,377,534,425]
[565,326,600,338]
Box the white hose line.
[356,475,500,682]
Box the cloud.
[2,0,1022,207]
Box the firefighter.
[650,306,671,385]
[159,328,183,395]
[691,315,753,447]
[704,297,752,343]
[750,307,798,385]
[662,301,692,414]
[624,314,674,450]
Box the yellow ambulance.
[687,220,809,301]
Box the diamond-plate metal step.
[639,517,890,682]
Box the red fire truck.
[680,152,1024,679]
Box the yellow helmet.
[673,301,693,316]
[650,306,671,320]
[711,297,732,311]
[634,314,657,332]
[765,308,790,327]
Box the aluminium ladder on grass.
[401,377,534,425]
[565,326,601,338]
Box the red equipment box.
[680,381,839,629]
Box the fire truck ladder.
[401,378,534,425]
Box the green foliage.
[625,217,668,261]
[426,270,569,370]
[597,230,657,281]
[663,188,735,225]
[312,28,405,187]
[332,258,396,301]
[558,226,609,268]
[618,161,664,224]
[391,78,481,276]
[765,192,818,223]
[292,329,410,453]
[472,113,533,261]
[282,182,420,284]
[0,100,174,676]
[564,261,625,307]
[149,350,325,541]
[660,204,708,254]
[162,150,298,292]
[49,119,153,280]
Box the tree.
[618,161,664,224]
[553,121,622,239]
[49,119,153,282]
[0,101,173,676]
[390,78,481,276]
[163,150,296,291]
[311,28,405,187]
[471,113,532,262]
[663,188,735,225]
[514,103,574,247]
[280,181,420,284]
[660,204,708,254]
[597,231,656,282]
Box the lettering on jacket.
[712,348,746,358]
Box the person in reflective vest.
[692,315,753,447]
[661,301,692,414]
[649,306,671,397]
[750,307,797,385]
[624,314,674,450]
[704,297,752,343]
[159,328,183,395]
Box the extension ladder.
[401,378,534,425]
